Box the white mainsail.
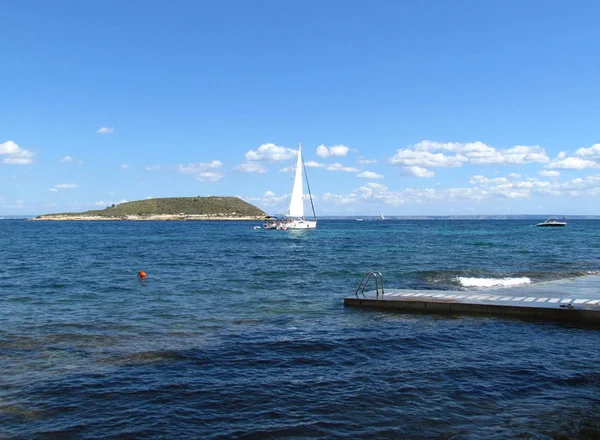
[288,144,304,218]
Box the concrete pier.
[344,274,600,324]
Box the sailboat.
[279,143,317,230]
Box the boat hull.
[536,223,566,227]
[279,219,317,230]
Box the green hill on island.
[35,197,268,220]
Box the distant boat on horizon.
[380,213,385,220]
[536,217,567,227]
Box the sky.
[2,0,600,216]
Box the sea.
[1,218,600,439]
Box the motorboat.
[263,217,279,229]
[536,217,567,227]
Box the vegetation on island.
[35,197,268,220]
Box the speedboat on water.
[536,217,567,227]
[263,217,279,229]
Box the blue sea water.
[1,219,600,439]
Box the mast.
[302,152,317,221]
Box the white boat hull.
[279,219,317,230]
[536,218,567,227]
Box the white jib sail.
[288,144,304,218]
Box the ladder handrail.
[355,272,385,299]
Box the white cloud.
[145,165,162,171]
[539,144,600,170]
[96,127,114,135]
[120,164,130,169]
[466,173,600,198]
[325,184,463,206]
[327,162,360,172]
[59,156,73,163]
[404,166,435,178]
[321,192,361,205]
[243,190,289,209]
[411,140,488,153]
[539,170,560,178]
[235,162,267,173]
[316,144,349,158]
[262,191,288,203]
[390,150,468,168]
[197,172,223,182]
[546,157,597,169]
[469,175,509,185]
[279,161,325,173]
[3,157,33,165]
[323,182,443,206]
[389,140,549,169]
[0,140,35,165]
[357,171,384,179]
[48,183,78,192]
[575,143,600,159]
[323,171,600,208]
[470,145,549,165]
[176,161,223,181]
[357,157,378,164]
[0,141,22,154]
[245,143,296,162]
[178,161,222,174]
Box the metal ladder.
[355,272,385,299]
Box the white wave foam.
[457,277,532,288]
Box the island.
[32,196,268,221]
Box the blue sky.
[2,0,600,216]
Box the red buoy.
[138,271,147,278]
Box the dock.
[344,274,600,324]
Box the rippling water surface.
[1,219,600,439]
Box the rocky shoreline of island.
[31,214,265,221]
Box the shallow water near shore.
[1,219,600,438]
